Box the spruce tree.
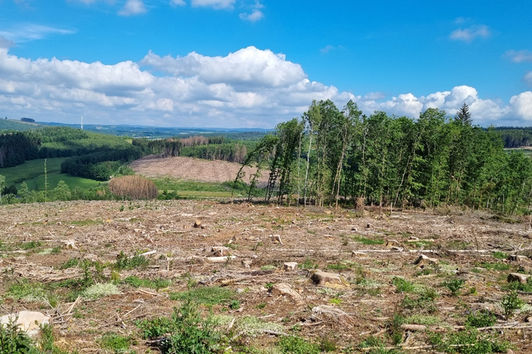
[456,103,472,126]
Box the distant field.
[130,156,268,185]
[0,157,251,199]
[0,157,101,190]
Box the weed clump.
[137,317,174,339]
[114,251,149,270]
[443,278,465,296]
[392,277,414,293]
[140,300,223,353]
[401,288,438,313]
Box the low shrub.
[501,291,523,317]
[465,310,497,328]
[114,251,149,270]
[142,301,223,353]
[443,278,465,296]
[0,320,35,352]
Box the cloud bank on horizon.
[0,45,530,128]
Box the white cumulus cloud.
[450,25,490,42]
[141,46,305,88]
[239,9,263,22]
[118,0,147,16]
[170,0,186,6]
[0,46,531,127]
[239,1,264,22]
[510,92,532,121]
[191,0,235,9]
[524,72,532,86]
[505,50,532,63]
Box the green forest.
[237,101,531,214]
[1,108,531,214]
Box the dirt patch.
[0,201,530,352]
[130,155,268,185]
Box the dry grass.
[108,175,158,199]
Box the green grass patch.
[445,240,472,250]
[20,240,42,250]
[492,251,508,260]
[4,279,58,307]
[392,277,415,293]
[327,262,352,271]
[169,286,236,306]
[59,258,80,269]
[404,314,440,325]
[114,251,149,270]
[299,258,319,270]
[401,288,438,313]
[99,333,133,352]
[278,336,320,354]
[476,262,510,271]
[351,235,385,245]
[429,328,509,353]
[0,157,100,191]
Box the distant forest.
[0,127,253,181]
[494,127,532,148]
[1,109,531,213]
[237,101,531,214]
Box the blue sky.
[0,0,531,127]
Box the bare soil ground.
[130,156,269,185]
[0,200,530,352]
